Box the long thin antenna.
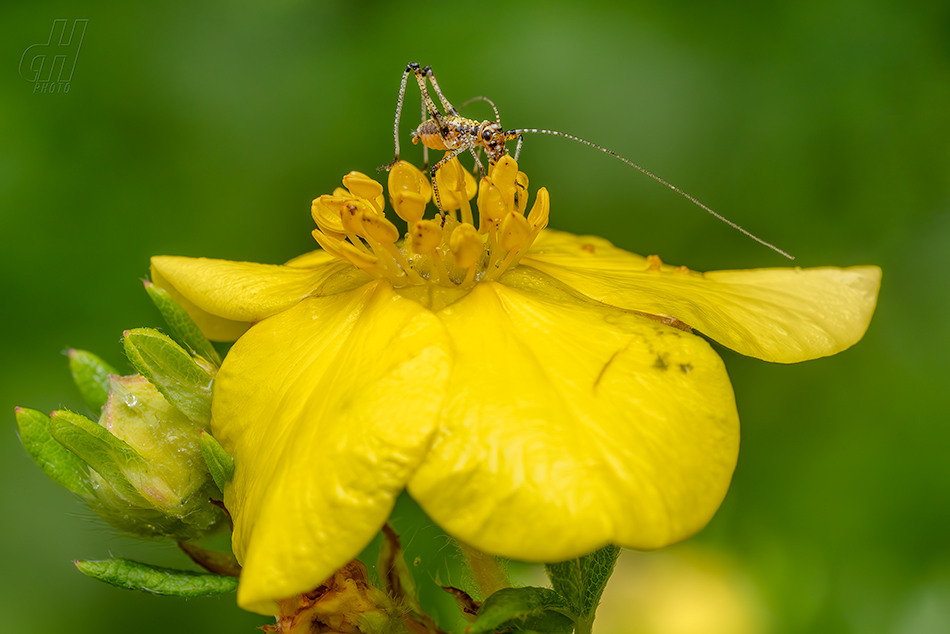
[507,128,794,260]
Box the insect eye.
[482,130,493,142]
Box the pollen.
[310,156,549,289]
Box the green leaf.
[544,545,620,628]
[144,281,222,366]
[467,587,575,634]
[15,407,94,496]
[67,349,119,413]
[75,558,238,596]
[199,430,234,492]
[122,327,213,423]
[48,409,148,504]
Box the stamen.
[311,196,347,239]
[411,220,450,285]
[486,212,531,281]
[526,188,550,234]
[342,172,385,214]
[388,161,432,224]
[311,156,546,289]
[391,191,427,224]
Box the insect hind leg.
[423,65,459,117]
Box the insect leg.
[429,148,467,218]
[510,132,525,161]
[379,64,418,172]
[412,65,447,124]
[467,147,486,180]
[423,65,460,117]
[420,95,430,171]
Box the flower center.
[310,156,549,289]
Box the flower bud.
[143,281,221,367]
[122,328,213,424]
[67,349,117,413]
[45,375,225,540]
[15,406,94,497]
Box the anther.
[526,187,550,233]
[311,195,347,239]
[449,223,482,269]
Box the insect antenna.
[506,127,794,260]
[458,96,502,126]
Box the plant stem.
[457,541,510,599]
[573,612,595,634]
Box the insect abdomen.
[412,117,480,151]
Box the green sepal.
[67,349,119,413]
[199,430,234,492]
[177,542,241,577]
[75,558,238,596]
[544,545,620,630]
[122,328,213,423]
[467,587,575,634]
[15,407,94,497]
[144,280,222,366]
[48,409,148,504]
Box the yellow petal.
[211,280,451,615]
[150,264,249,342]
[150,255,370,341]
[283,248,338,269]
[522,230,881,363]
[408,270,738,562]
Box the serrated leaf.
[144,281,222,366]
[75,558,238,596]
[545,545,620,619]
[67,349,119,413]
[48,409,148,504]
[467,587,574,634]
[122,327,213,423]
[199,430,234,492]
[15,407,94,496]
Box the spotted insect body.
[378,63,792,259]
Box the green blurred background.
[2,1,948,632]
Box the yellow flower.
[151,157,880,615]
